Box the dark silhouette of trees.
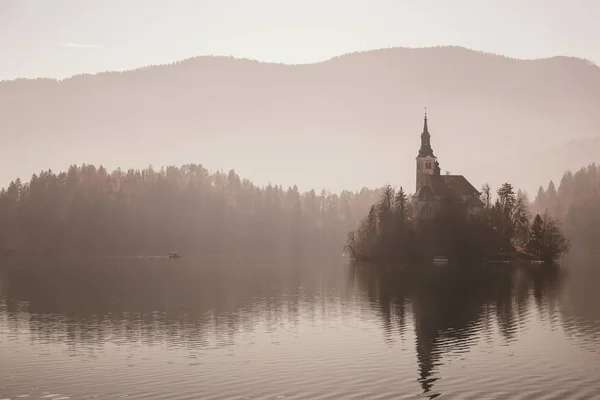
[480,183,492,210]
[487,183,530,247]
[0,164,382,256]
[0,162,580,265]
[347,184,493,263]
[525,213,570,263]
[478,182,569,263]
[344,185,413,262]
[347,182,570,264]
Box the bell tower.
[415,110,439,192]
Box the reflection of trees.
[349,263,410,343]
[351,263,564,398]
[559,258,600,350]
[1,258,585,399]
[0,257,349,352]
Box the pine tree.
[394,187,409,222]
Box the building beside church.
[413,113,484,221]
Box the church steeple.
[418,111,435,157]
[415,110,438,193]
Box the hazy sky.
[1,0,599,80]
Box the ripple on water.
[1,263,600,399]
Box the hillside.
[1,46,599,194]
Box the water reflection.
[350,263,565,398]
[0,257,350,353]
[2,257,600,399]
[558,256,600,352]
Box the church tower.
[415,112,440,192]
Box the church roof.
[464,195,485,207]
[418,114,435,158]
[422,175,481,198]
[439,175,480,196]
[415,184,436,201]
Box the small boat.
[168,252,181,259]
[433,256,449,265]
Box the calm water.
[1,256,600,399]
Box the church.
[412,113,484,221]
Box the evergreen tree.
[0,164,383,256]
[526,213,569,263]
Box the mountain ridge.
[2,46,598,83]
[1,46,599,194]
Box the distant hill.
[532,137,600,188]
[1,46,599,194]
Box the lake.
[1,255,600,399]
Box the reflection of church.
[413,113,484,221]
[351,263,562,398]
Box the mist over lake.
[3,2,600,398]
[1,255,600,399]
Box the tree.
[539,214,569,263]
[533,185,546,215]
[394,187,409,222]
[347,186,416,262]
[516,189,530,210]
[0,163,384,256]
[480,183,492,211]
[529,164,600,256]
[526,214,544,256]
[377,185,396,256]
[496,183,516,211]
[545,181,559,216]
[490,183,515,241]
[489,183,530,246]
[512,198,531,247]
[526,213,569,263]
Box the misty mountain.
[531,137,600,185]
[1,46,599,194]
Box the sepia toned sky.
[1,0,599,80]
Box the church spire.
[418,109,434,157]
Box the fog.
[4,3,600,399]
[1,47,599,197]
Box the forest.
[1,162,598,262]
[533,163,600,257]
[345,182,570,264]
[0,164,381,256]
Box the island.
[345,113,569,265]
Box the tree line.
[0,164,382,256]
[0,163,579,263]
[345,182,569,264]
[532,163,600,256]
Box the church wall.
[467,204,484,217]
[413,113,480,223]
[415,199,441,221]
[415,155,437,192]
